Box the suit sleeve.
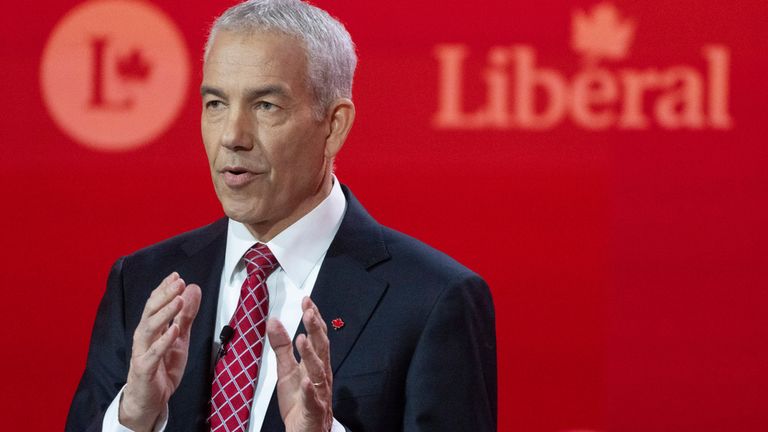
[403,273,497,431]
[66,258,130,432]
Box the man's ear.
[324,98,355,159]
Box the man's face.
[201,31,331,239]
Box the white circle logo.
[40,0,191,152]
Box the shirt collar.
[223,177,346,289]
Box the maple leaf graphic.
[571,2,635,63]
[117,48,151,81]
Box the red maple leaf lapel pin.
[331,317,345,330]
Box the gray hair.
[205,0,357,119]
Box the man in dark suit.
[67,1,496,431]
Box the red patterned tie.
[209,243,278,432]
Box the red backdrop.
[1,0,766,430]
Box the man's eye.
[205,100,224,110]
[257,101,276,111]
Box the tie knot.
[243,243,278,278]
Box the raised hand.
[119,272,202,432]
[268,297,333,432]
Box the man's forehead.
[200,33,312,101]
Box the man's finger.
[140,273,178,319]
[142,275,184,320]
[297,333,327,390]
[138,323,180,375]
[133,295,184,353]
[267,318,298,377]
[303,297,328,334]
[174,283,202,338]
[300,375,328,424]
[302,303,332,379]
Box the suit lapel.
[167,218,228,430]
[311,254,388,373]
[179,219,228,380]
[308,186,391,373]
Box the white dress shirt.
[103,178,347,432]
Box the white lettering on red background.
[433,3,732,131]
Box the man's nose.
[221,106,254,150]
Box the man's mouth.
[221,166,261,187]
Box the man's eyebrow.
[199,85,290,101]
[244,85,290,101]
[200,85,225,98]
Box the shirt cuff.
[102,385,169,432]
[331,417,346,432]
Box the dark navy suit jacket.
[66,186,497,431]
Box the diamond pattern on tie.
[209,243,278,432]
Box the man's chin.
[224,211,254,224]
[221,202,259,224]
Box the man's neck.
[244,171,334,242]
